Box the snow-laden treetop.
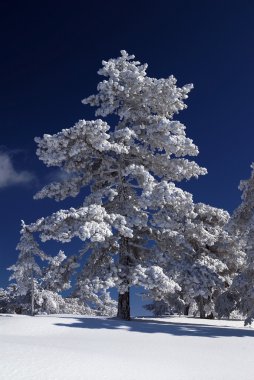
[83,50,194,121]
[34,51,206,206]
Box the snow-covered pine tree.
[216,164,254,324]
[173,203,240,318]
[26,51,206,320]
[35,251,81,315]
[33,289,94,315]
[39,250,116,316]
[8,221,47,315]
[144,299,173,317]
[146,202,243,318]
[0,285,23,314]
[0,288,10,313]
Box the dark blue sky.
[1,0,254,308]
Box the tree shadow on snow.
[54,316,254,338]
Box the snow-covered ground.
[1,314,254,380]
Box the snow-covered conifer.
[0,285,24,314]
[147,202,243,318]
[27,51,206,319]
[34,290,94,315]
[8,221,47,315]
[216,164,254,324]
[144,299,173,317]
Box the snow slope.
[1,314,254,380]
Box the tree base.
[117,290,130,320]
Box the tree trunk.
[184,304,190,316]
[198,296,205,318]
[31,274,35,316]
[117,237,131,320]
[117,288,130,320]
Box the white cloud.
[0,152,34,188]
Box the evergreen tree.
[216,164,254,324]
[26,51,206,320]
[146,203,243,318]
[8,221,47,315]
[144,299,173,316]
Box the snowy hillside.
[1,314,254,380]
